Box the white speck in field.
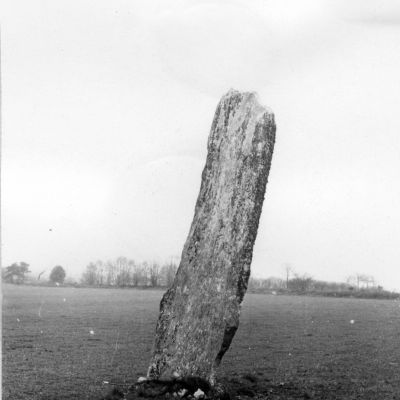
[194,389,205,399]
[137,377,147,383]
[350,320,355,324]
[103,381,109,384]
[90,330,95,335]
[63,298,66,302]
[17,318,20,322]
[172,371,180,378]
[40,330,43,334]
[288,353,292,356]
[56,282,60,286]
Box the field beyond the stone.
[2,284,400,400]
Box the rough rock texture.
[148,89,276,384]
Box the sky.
[2,0,400,290]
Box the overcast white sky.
[2,0,400,290]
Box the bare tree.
[115,257,130,287]
[131,262,144,286]
[141,261,150,286]
[347,273,377,290]
[266,277,286,289]
[288,273,313,292]
[160,262,178,287]
[149,262,160,287]
[248,276,261,291]
[105,260,117,286]
[37,270,46,280]
[346,275,356,288]
[358,274,376,289]
[81,262,97,285]
[96,260,105,286]
[283,263,292,289]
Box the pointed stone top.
[221,89,274,119]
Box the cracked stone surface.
[148,89,276,384]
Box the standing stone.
[148,89,276,384]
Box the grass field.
[2,284,400,399]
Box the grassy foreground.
[2,284,400,399]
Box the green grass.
[2,284,400,399]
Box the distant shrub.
[352,289,399,300]
[2,262,31,284]
[309,289,399,300]
[49,266,66,284]
[247,276,400,300]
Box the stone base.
[101,377,229,400]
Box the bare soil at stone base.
[2,284,400,399]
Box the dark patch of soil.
[100,374,318,400]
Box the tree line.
[248,275,353,293]
[2,258,178,288]
[249,264,383,293]
[248,266,399,299]
[80,257,178,288]
[3,260,397,299]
